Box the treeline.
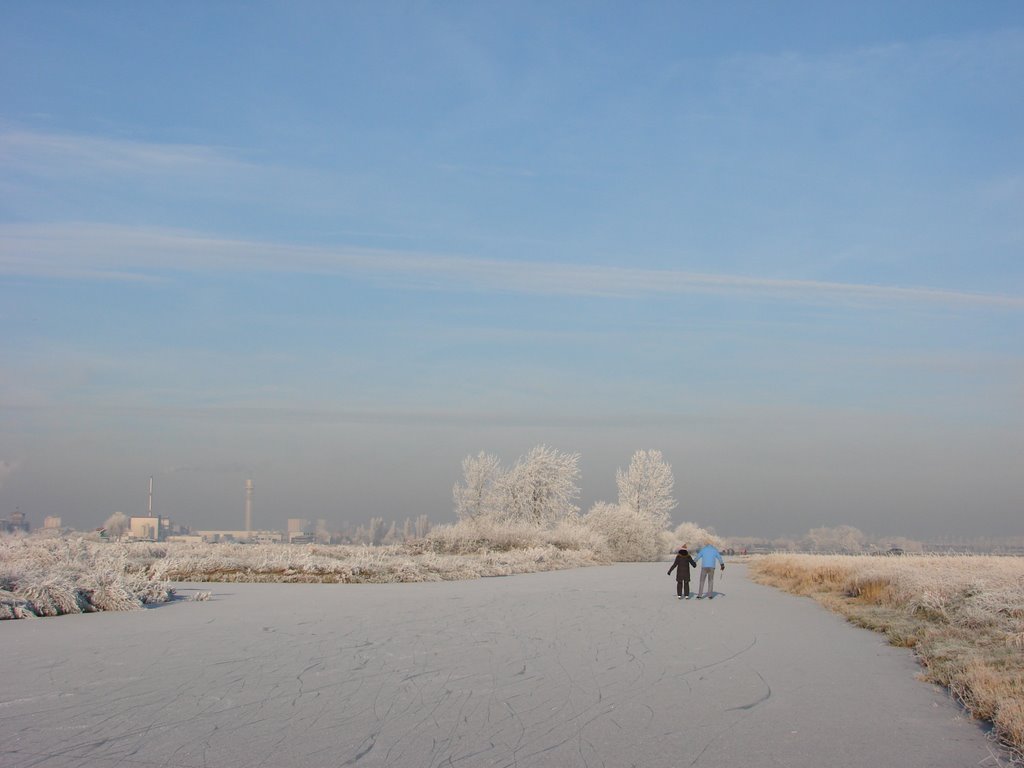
[313,445,716,560]
[338,515,432,546]
[441,445,718,561]
[730,526,974,554]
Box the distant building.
[192,530,284,544]
[1,509,30,534]
[43,516,62,530]
[287,518,320,543]
[126,476,167,541]
[129,515,165,542]
[288,518,310,534]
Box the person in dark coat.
[667,546,698,599]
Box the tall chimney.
[148,476,154,516]
[245,479,254,532]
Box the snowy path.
[0,563,1008,768]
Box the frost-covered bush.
[0,536,173,620]
[144,537,609,584]
[582,502,665,561]
[546,518,611,557]
[672,522,724,550]
[428,518,546,553]
[427,517,608,559]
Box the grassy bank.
[0,526,611,620]
[749,553,1024,760]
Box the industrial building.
[127,477,166,541]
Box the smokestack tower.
[245,479,254,532]
[148,476,154,516]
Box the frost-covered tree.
[496,445,580,527]
[453,452,503,522]
[415,514,431,538]
[104,512,129,541]
[616,450,676,528]
[368,517,386,546]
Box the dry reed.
[0,536,174,619]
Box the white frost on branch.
[616,449,677,529]
[495,445,580,527]
[583,501,666,562]
[453,451,503,522]
[454,445,581,528]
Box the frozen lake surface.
[0,563,1008,767]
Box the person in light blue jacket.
[695,542,724,599]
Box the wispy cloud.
[2,222,1022,309]
[0,129,250,177]
[436,162,537,178]
[718,27,1024,95]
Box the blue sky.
[1,2,1022,537]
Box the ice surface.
[0,565,1009,767]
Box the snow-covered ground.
[0,564,1009,767]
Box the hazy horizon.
[2,3,1022,539]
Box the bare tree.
[616,450,676,528]
[415,514,431,538]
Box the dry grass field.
[749,553,1024,759]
